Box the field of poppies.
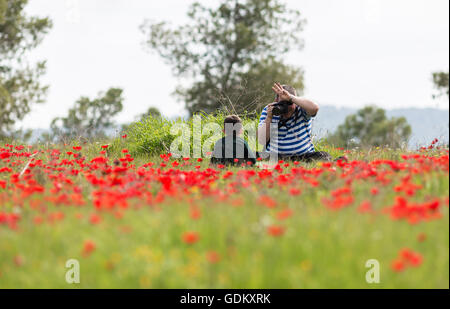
[0,138,448,289]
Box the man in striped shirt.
[257,83,332,162]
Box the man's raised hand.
[272,82,292,102]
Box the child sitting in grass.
[210,115,257,166]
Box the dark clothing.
[210,135,334,166]
[279,151,333,163]
[259,150,333,163]
[211,135,257,166]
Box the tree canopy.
[51,88,124,140]
[432,71,449,100]
[141,0,305,116]
[0,0,52,137]
[141,106,161,119]
[328,106,412,149]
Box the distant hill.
[312,106,449,148]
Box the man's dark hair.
[224,115,243,135]
[282,85,297,96]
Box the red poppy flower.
[82,240,96,257]
[258,195,277,208]
[89,213,102,225]
[276,209,294,220]
[289,188,301,196]
[400,248,413,260]
[14,255,24,267]
[190,206,202,220]
[409,252,423,267]
[182,231,199,244]
[267,225,285,237]
[417,233,427,242]
[357,201,372,214]
[206,251,221,264]
[392,248,424,272]
[391,259,405,272]
[33,216,44,225]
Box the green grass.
[1,198,448,288]
[0,138,448,289]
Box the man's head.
[275,85,297,102]
[274,84,297,118]
[224,115,243,136]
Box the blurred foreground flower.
[391,248,423,272]
[206,251,221,264]
[82,240,96,257]
[182,231,200,245]
[267,225,285,237]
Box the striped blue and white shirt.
[259,105,315,155]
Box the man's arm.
[290,96,319,117]
[272,82,319,117]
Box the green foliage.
[328,106,412,149]
[432,71,449,100]
[120,112,262,157]
[50,88,124,141]
[119,114,178,156]
[121,107,163,133]
[140,0,305,115]
[0,0,52,137]
[313,138,344,159]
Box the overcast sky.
[21,0,449,129]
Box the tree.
[51,88,124,140]
[120,106,163,133]
[141,106,161,119]
[141,0,305,116]
[432,71,449,100]
[190,57,304,116]
[328,106,412,149]
[0,0,52,137]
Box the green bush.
[117,112,262,157]
[114,112,364,159]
